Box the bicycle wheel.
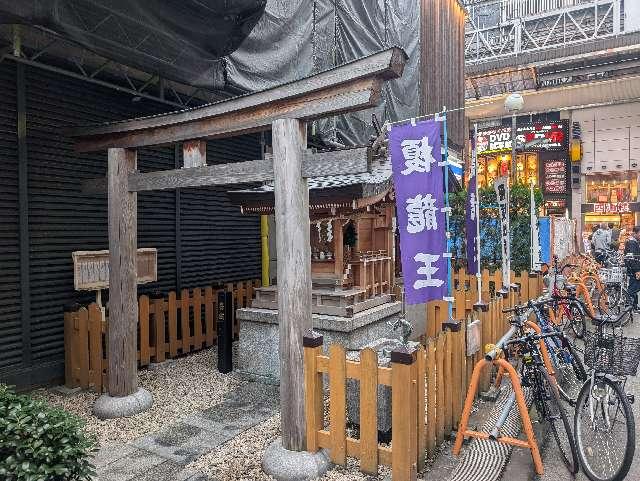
[602,284,627,312]
[574,375,635,481]
[539,369,580,474]
[568,304,586,340]
[549,339,587,405]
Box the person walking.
[624,226,640,310]
[592,223,611,263]
[610,222,620,243]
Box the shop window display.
[586,178,636,204]
[477,152,538,188]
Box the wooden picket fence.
[304,269,544,480]
[64,279,260,393]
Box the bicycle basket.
[583,330,640,376]
[598,267,624,284]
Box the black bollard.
[217,290,233,373]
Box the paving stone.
[96,448,165,481]
[133,422,227,465]
[182,402,275,439]
[222,383,280,412]
[93,443,138,469]
[127,459,213,481]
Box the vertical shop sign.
[389,120,448,305]
[494,176,511,288]
[466,136,479,275]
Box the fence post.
[139,295,150,365]
[329,344,347,466]
[416,346,426,472]
[442,320,463,428]
[77,306,89,389]
[152,292,165,363]
[303,331,324,453]
[391,345,418,481]
[360,348,379,474]
[88,303,103,393]
[426,339,437,457]
[64,303,80,388]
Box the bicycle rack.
[453,319,554,476]
[452,357,544,475]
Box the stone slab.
[50,385,82,397]
[236,301,402,332]
[129,460,210,481]
[133,422,227,465]
[182,402,275,440]
[96,448,166,481]
[93,443,138,469]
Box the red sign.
[543,160,567,194]
[593,202,631,214]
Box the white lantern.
[504,92,524,113]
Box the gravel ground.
[188,413,393,481]
[34,348,242,446]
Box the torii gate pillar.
[272,119,312,451]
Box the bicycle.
[527,296,587,406]
[573,306,640,481]
[497,304,580,474]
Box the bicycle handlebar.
[485,325,518,361]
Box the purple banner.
[390,120,447,305]
[466,136,479,275]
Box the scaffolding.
[465,0,626,64]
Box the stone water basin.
[346,338,420,434]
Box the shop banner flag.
[494,176,511,289]
[466,137,479,275]
[530,183,542,271]
[390,120,448,305]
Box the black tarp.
[226,0,420,146]
[0,0,266,89]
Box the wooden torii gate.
[70,47,406,451]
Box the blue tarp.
[539,216,551,264]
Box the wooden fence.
[64,280,260,393]
[305,269,544,480]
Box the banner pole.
[443,108,453,320]
[473,123,482,305]
[530,182,534,272]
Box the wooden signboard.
[72,248,157,290]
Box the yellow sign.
[570,139,582,162]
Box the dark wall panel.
[0,61,262,387]
[179,137,262,287]
[0,61,21,371]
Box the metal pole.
[511,113,517,182]
[443,108,453,320]
[474,122,482,304]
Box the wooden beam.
[107,148,138,397]
[81,147,371,193]
[70,48,407,152]
[273,118,311,451]
[182,139,207,168]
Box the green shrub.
[0,384,96,481]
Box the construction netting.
[227,0,421,146]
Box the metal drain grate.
[448,387,533,481]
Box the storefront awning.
[466,74,640,120]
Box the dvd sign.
[476,127,512,155]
